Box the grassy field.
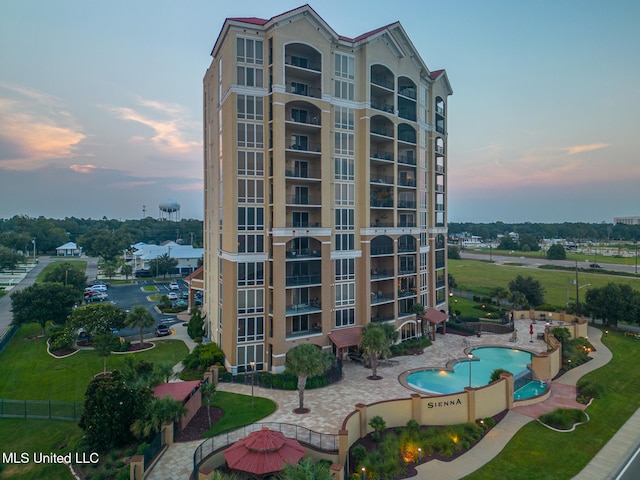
[206,391,277,436]
[0,324,188,402]
[450,258,640,307]
[36,260,87,282]
[466,247,639,267]
[464,329,639,480]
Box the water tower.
[159,199,181,221]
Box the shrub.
[539,408,587,430]
[182,343,225,371]
[489,369,509,383]
[577,379,606,399]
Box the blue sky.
[1,0,639,222]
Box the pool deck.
[147,319,640,480]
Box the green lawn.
[0,324,188,402]
[206,391,277,436]
[0,419,81,480]
[466,247,639,267]
[463,330,640,480]
[450,258,640,307]
[36,260,87,282]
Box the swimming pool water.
[514,380,548,400]
[406,347,533,395]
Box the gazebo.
[223,427,305,477]
[421,308,448,341]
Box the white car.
[89,284,108,292]
[167,292,178,300]
[169,281,180,290]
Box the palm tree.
[200,381,217,428]
[278,457,333,480]
[125,305,155,348]
[490,286,509,309]
[285,343,334,413]
[131,396,186,440]
[359,323,396,380]
[509,291,527,311]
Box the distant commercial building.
[614,216,640,226]
[203,5,452,373]
[130,241,203,275]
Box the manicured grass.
[0,419,81,480]
[450,259,640,307]
[465,248,638,266]
[463,330,640,480]
[141,285,158,291]
[0,324,188,402]
[205,391,277,437]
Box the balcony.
[285,55,321,72]
[286,141,321,153]
[286,194,322,206]
[286,221,321,228]
[287,82,321,99]
[371,291,394,305]
[398,289,417,298]
[398,132,416,144]
[435,165,444,174]
[371,314,395,323]
[398,268,417,276]
[398,154,416,166]
[370,198,394,208]
[286,249,321,259]
[398,86,416,100]
[285,274,321,287]
[397,177,416,188]
[436,203,445,211]
[370,173,394,185]
[435,184,445,193]
[397,221,416,228]
[285,302,322,316]
[370,150,394,162]
[371,75,394,90]
[398,200,416,209]
[370,268,393,279]
[371,101,394,114]
[370,220,394,228]
[285,167,321,181]
[370,246,394,256]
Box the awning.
[423,308,448,324]
[328,326,362,349]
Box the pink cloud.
[70,164,99,174]
[563,143,610,155]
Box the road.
[460,251,640,275]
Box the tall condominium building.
[203,5,452,373]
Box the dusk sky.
[1,1,639,223]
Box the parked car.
[134,269,152,278]
[175,299,188,308]
[88,284,107,292]
[169,281,180,290]
[179,291,189,299]
[86,293,108,303]
[155,324,171,337]
[167,292,178,300]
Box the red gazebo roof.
[152,381,200,403]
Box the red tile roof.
[328,325,362,348]
[429,69,445,80]
[423,308,448,324]
[184,265,203,282]
[153,380,201,403]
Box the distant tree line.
[0,215,204,262]
[450,221,640,243]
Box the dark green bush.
[577,379,606,399]
[539,408,587,430]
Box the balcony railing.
[370,127,394,137]
[435,184,445,193]
[371,246,394,255]
[371,76,394,90]
[371,151,393,161]
[285,274,321,286]
[398,222,416,228]
[370,198,394,208]
[287,83,321,99]
[370,174,394,185]
[398,87,416,99]
[398,200,416,209]
[286,221,321,228]
[286,249,321,258]
[371,268,393,279]
[398,133,416,144]
[398,289,417,298]
[288,115,320,126]
[398,155,416,166]
[398,268,417,275]
[371,292,394,304]
[286,194,322,206]
[435,165,444,174]
[285,302,322,315]
[285,168,321,180]
[397,177,416,187]
[285,55,321,72]
[398,110,417,122]
[371,102,394,114]
[436,203,445,211]
[398,245,416,253]
[286,142,321,153]
[371,221,394,228]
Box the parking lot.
[92,279,189,340]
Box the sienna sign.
[426,398,463,409]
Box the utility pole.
[575,260,580,316]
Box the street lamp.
[249,360,255,408]
[467,353,473,387]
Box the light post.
[467,353,473,387]
[32,238,36,262]
[362,467,366,480]
[635,240,638,275]
[249,360,255,408]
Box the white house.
[56,242,82,257]
[130,242,203,275]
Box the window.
[237,38,263,64]
[334,183,354,206]
[335,208,354,230]
[335,258,355,281]
[237,66,264,87]
[334,132,354,155]
[237,179,264,203]
[238,206,264,231]
[238,262,264,286]
[238,289,264,314]
[291,315,309,334]
[236,344,264,371]
[335,282,355,306]
[335,308,355,327]
[237,316,264,342]
[237,234,264,253]
[334,157,354,180]
[334,106,354,130]
[237,123,264,148]
[237,95,264,120]
[292,211,309,228]
[237,151,264,176]
[400,255,416,273]
[335,233,354,250]
[334,53,355,100]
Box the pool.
[514,380,548,400]
[405,347,533,395]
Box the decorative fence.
[193,422,339,478]
[0,398,83,421]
